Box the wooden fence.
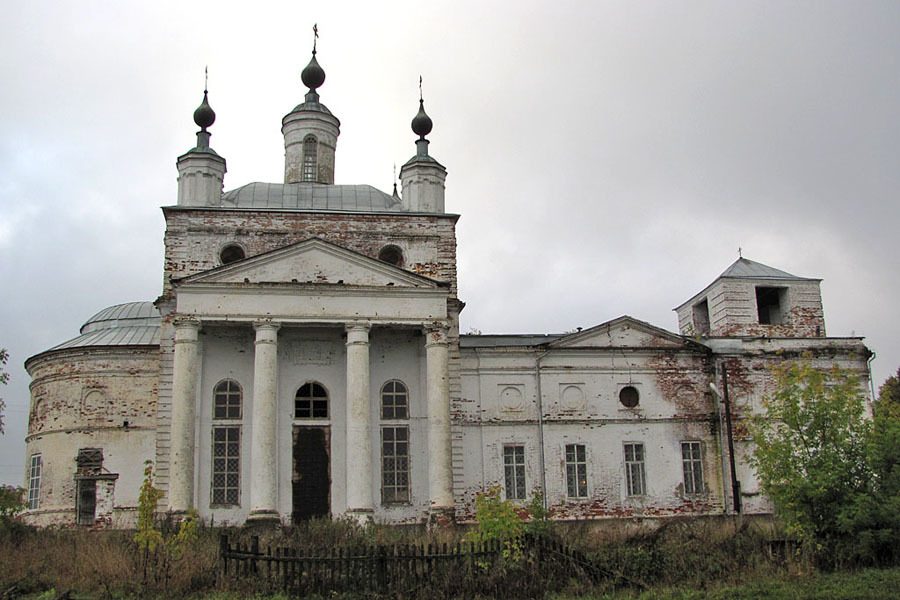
[219,533,609,597]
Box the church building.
[21,46,872,527]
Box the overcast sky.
[1,1,898,486]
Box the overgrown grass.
[2,517,897,599]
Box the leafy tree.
[0,348,8,435]
[748,361,871,567]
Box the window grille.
[381,426,410,503]
[565,443,588,498]
[503,445,526,500]
[212,426,241,505]
[27,454,42,510]
[624,443,646,496]
[681,441,704,494]
[302,135,317,182]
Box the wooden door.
[292,426,330,521]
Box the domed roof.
[81,301,161,334]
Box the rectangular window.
[27,454,42,510]
[211,426,240,506]
[624,443,646,496]
[503,445,526,500]
[382,426,410,503]
[565,444,588,498]
[682,441,704,494]
[756,286,786,325]
[77,479,97,525]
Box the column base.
[427,506,456,529]
[247,509,281,526]
[345,508,374,525]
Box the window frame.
[503,444,526,500]
[624,442,647,497]
[294,382,329,420]
[565,443,589,498]
[301,135,318,182]
[213,379,243,420]
[27,454,42,510]
[381,425,410,504]
[211,425,241,507]
[380,380,409,420]
[681,441,705,495]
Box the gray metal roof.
[39,301,162,353]
[460,334,565,348]
[221,183,403,212]
[81,301,161,334]
[718,258,813,280]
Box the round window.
[378,245,404,267]
[220,244,245,265]
[619,386,640,408]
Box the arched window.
[381,380,409,419]
[213,379,242,419]
[378,245,404,267]
[302,135,317,182]
[295,382,329,418]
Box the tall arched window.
[213,379,242,419]
[381,380,410,503]
[211,379,242,506]
[295,382,329,418]
[302,135,317,182]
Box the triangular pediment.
[175,238,443,289]
[549,316,694,349]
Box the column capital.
[173,317,201,331]
[252,320,281,332]
[424,323,449,347]
[345,321,371,346]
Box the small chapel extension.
[21,40,872,528]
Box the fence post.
[251,535,260,576]
[219,534,229,579]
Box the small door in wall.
[77,479,97,525]
[292,426,330,521]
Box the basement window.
[220,244,245,265]
[756,287,786,325]
[692,299,710,335]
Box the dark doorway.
[292,426,330,521]
[77,479,97,525]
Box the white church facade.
[22,48,872,528]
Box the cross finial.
[204,65,208,93]
[393,162,397,181]
[738,247,743,258]
[313,23,318,53]
[419,75,423,102]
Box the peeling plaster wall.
[455,341,725,521]
[22,347,159,527]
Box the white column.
[248,322,280,522]
[345,322,373,521]
[169,319,201,513]
[425,325,454,520]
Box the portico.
[165,237,456,524]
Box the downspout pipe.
[721,366,742,515]
[535,348,550,511]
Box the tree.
[748,360,872,567]
[0,348,8,435]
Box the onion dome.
[301,51,326,91]
[411,99,433,139]
[193,90,216,130]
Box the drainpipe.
[867,350,877,404]
[721,366,742,515]
[535,349,550,510]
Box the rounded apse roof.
[81,301,161,334]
